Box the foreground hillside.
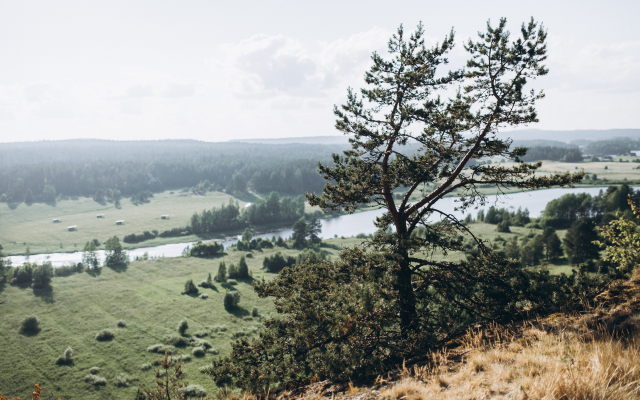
[267,275,640,400]
[0,242,353,399]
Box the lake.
[7,186,626,266]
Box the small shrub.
[224,291,241,310]
[199,293,208,299]
[89,366,100,374]
[177,318,189,335]
[55,346,73,365]
[84,374,107,386]
[147,344,165,353]
[189,337,212,349]
[194,331,208,338]
[192,347,205,357]
[206,348,219,355]
[169,354,191,363]
[165,335,188,347]
[183,279,199,295]
[245,252,253,258]
[117,319,126,328]
[20,316,40,334]
[141,363,151,371]
[95,329,114,341]
[178,384,207,398]
[114,373,132,387]
[227,279,238,285]
[252,307,259,317]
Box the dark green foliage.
[292,217,307,249]
[540,227,564,261]
[496,220,511,233]
[296,249,329,265]
[215,261,227,283]
[95,329,114,341]
[207,19,598,391]
[563,217,601,265]
[32,262,53,289]
[223,291,241,310]
[117,319,127,328]
[183,279,199,295]
[192,347,205,358]
[519,146,582,162]
[227,263,238,279]
[242,228,253,242]
[189,240,224,257]
[483,206,530,226]
[520,235,545,266]
[541,185,638,229]
[105,235,128,268]
[177,318,189,336]
[205,273,214,288]
[226,172,248,194]
[20,316,40,335]
[0,140,340,204]
[262,252,296,273]
[242,192,306,226]
[82,241,99,269]
[276,236,286,247]
[12,263,34,285]
[178,384,207,398]
[306,218,322,244]
[237,255,249,279]
[84,374,106,386]
[55,347,73,366]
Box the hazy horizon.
[1,0,638,143]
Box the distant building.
[97,214,105,218]
[68,225,77,231]
[116,220,125,225]
[161,215,169,219]
[53,218,61,223]
[631,150,640,157]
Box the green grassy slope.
[0,190,250,256]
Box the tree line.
[123,193,305,244]
[0,141,343,204]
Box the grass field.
[0,220,581,399]
[0,190,253,256]
[0,243,348,399]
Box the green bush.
[95,329,114,341]
[55,347,73,366]
[147,344,165,353]
[237,255,249,279]
[263,252,296,273]
[20,316,40,334]
[141,363,152,371]
[228,263,238,279]
[84,374,107,386]
[192,347,205,357]
[165,334,188,347]
[54,263,84,277]
[178,384,206,398]
[251,307,259,317]
[114,373,132,387]
[223,291,241,310]
[227,279,237,285]
[177,318,189,335]
[206,348,219,355]
[117,319,126,328]
[183,279,199,295]
[32,263,53,289]
[89,367,100,374]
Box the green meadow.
[0,190,251,256]
[0,219,579,399]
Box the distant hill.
[498,129,640,143]
[229,136,350,145]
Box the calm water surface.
[9,186,627,266]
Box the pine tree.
[292,217,307,249]
[563,218,600,265]
[215,261,227,283]
[209,19,593,391]
[237,255,249,279]
[206,272,214,287]
[541,227,563,261]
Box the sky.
[0,0,638,143]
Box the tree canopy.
[208,19,598,391]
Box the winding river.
[8,186,626,267]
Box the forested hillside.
[0,140,349,203]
